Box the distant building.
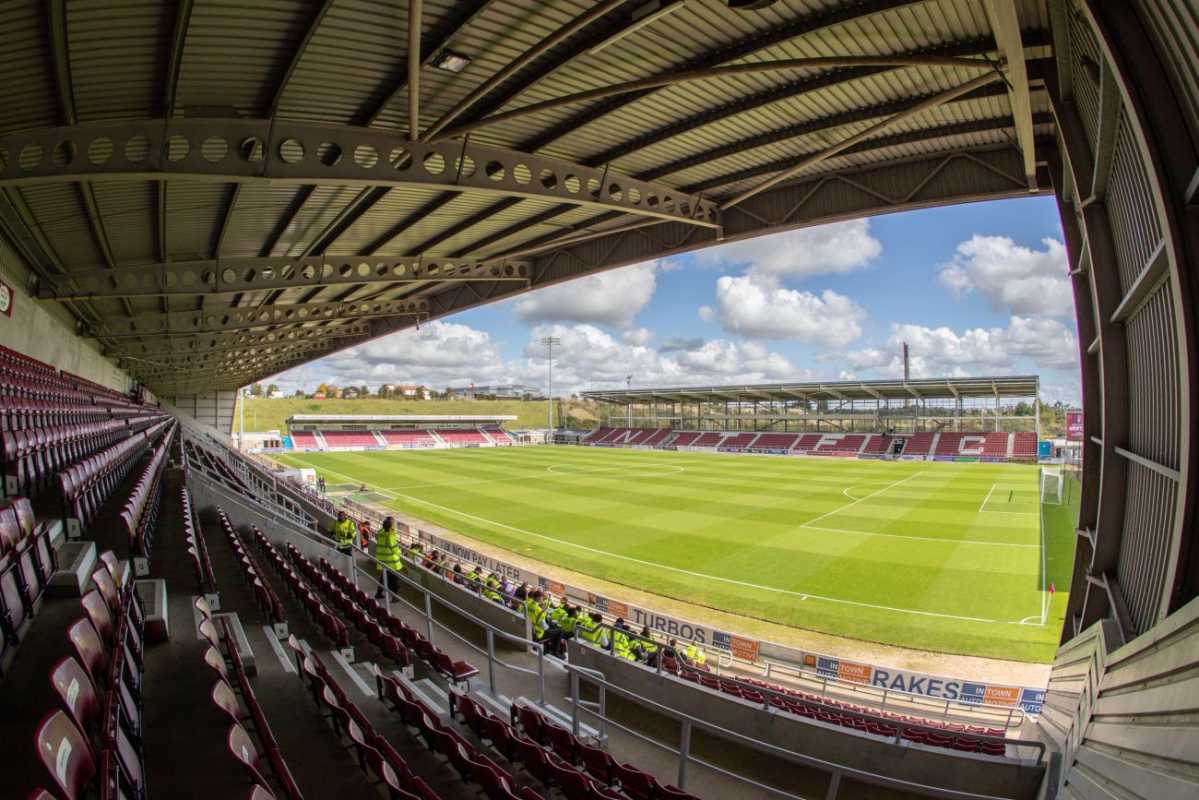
[386,383,431,399]
[449,384,543,400]
[342,388,359,399]
[313,392,326,400]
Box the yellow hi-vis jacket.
[373,526,402,574]
[331,518,357,549]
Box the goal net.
[1041,468,1063,505]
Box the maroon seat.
[81,590,115,645]
[227,722,270,788]
[579,742,616,785]
[658,785,701,800]
[546,756,590,800]
[515,704,546,744]
[248,786,278,800]
[545,723,580,764]
[35,710,97,800]
[68,617,109,684]
[613,762,661,800]
[51,655,103,738]
[211,679,247,724]
[91,567,121,612]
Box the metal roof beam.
[0,119,719,230]
[38,255,529,300]
[358,1,495,127]
[89,297,427,339]
[517,0,922,154]
[422,0,633,141]
[983,0,1038,190]
[103,322,373,359]
[440,56,995,142]
[722,72,1003,209]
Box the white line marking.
[306,464,1031,624]
[261,625,296,673]
[799,524,1040,549]
[330,649,375,697]
[979,483,997,513]
[546,463,685,478]
[800,472,926,529]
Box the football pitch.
[275,446,1075,662]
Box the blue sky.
[273,196,1081,405]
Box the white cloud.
[698,219,881,281]
[621,327,653,346]
[939,235,1072,316]
[840,316,1079,378]
[697,306,714,322]
[270,320,811,396]
[712,275,866,345]
[514,260,657,327]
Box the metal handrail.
[563,662,1030,800]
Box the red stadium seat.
[35,710,97,800]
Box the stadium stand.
[814,434,865,454]
[719,433,759,449]
[380,429,438,447]
[321,431,383,448]
[667,431,699,447]
[484,426,515,445]
[902,432,936,456]
[983,432,1010,459]
[1011,432,1038,462]
[862,435,893,454]
[435,429,492,446]
[792,434,823,452]
[692,432,724,447]
[290,431,322,450]
[751,433,799,450]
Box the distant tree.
[359,385,370,398]
[377,385,391,398]
[249,383,264,396]
[1014,401,1033,416]
[267,383,280,396]
[293,389,305,398]
[316,382,330,396]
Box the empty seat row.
[120,427,174,561]
[32,555,146,800]
[301,549,477,685]
[0,397,128,432]
[672,667,1007,756]
[59,420,172,531]
[218,511,286,626]
[297,645,443,800]
[1,498,58,665]
[2,420,132,497]
[184,489,217,596]
[194,598,305,800]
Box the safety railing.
[563,662,1032,800]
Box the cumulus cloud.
[659,337,705,353]
[514,260,657,327]
[697,306,714,322]
[269,320,811,396]
[712,275,866,346]
[621,327,653,346]
[698,219,881,281]
[839,316,1079,378]
[939,235,1072,316]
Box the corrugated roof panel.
[332,188,489,257]
[175,0,311,117]
[91,181,157,263]
[68,1,172,122]
[219,184,307,258]
[19,183,103,267]
[163,180,228,261]
[274,184,364,257]
[0,3,59,133]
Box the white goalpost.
[1041,467,1063,506]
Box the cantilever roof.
[582,375,1040,405]
[0,1,1054,396]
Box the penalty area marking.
[301,462,1043,626]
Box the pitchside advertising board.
[408,526,1046,714]
[1066,410,1084,441]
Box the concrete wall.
[163,392,238,435]
[569,643,1044,800]
[0,235,130,392]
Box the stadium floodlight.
[541,336,561,435]
[626,374,633,426]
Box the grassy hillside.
[233,396,601,432]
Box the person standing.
[331,511,356,555]
[373,516,402,599]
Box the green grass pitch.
[275,446,1076,662]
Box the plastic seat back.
[51,655,102,737]
[80,590,115,645]
[91,567,120,611]
[67,617,108,683]
[35,710,96,800]
[227,723,269,787]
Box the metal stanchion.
[677,720,692,788]
[486,629,497,695]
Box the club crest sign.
[0,279,12,317]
